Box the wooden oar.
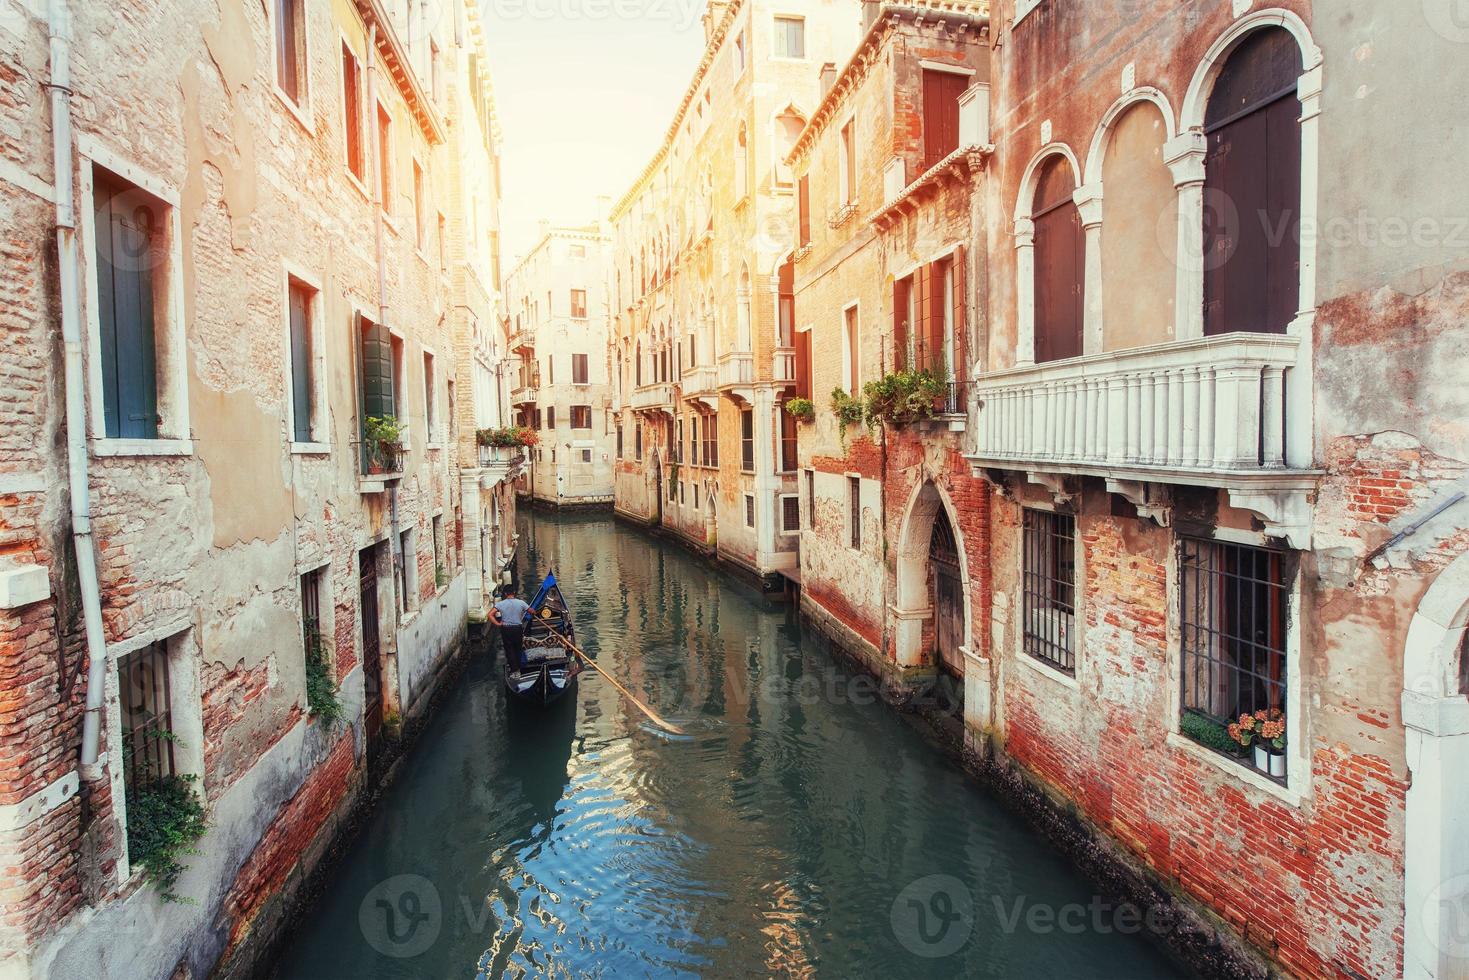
[542,624,686,736]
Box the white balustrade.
[773,348,796,382]
[718,351,754,388]
[974,333,1298,472]
[630,382,673,412]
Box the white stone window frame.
[388,324,411,448]
[778,492,800,536]
[840,299,861,396]
[375,98,398,226]
[421,344,440,448]
[266,0,314,134]
[104,618,205,887]
[769,12,807,62]
[297,557,336,704]
[412,155,430,262]
[1011,142,1083,369]
[281,261,330,453]
[845,472,864,553]
[338,31,372,203]
[744,492,756,529]
[837,113,858,207]
[77,137,194,458]
[1013,497,1084,692]
[1163,523,1307,808]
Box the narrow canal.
[275,512,1185,978]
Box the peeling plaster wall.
[0,0,506,975]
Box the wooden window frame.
[340,38,367,190]
[270,0,312,129]
[283,264,328,451]
[571,405,592,430]
[80,145,193,456]
[771,14,806,60]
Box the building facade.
[0,1,515,976]
[607,0,860,588]
[611,0,1469,976]
[505,225,616,508]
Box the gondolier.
[503,573,583,706]
[491,586,530,672]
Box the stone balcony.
[682,364,718,410]
[718,350,754,403]
[630,381,674,414]
[969,332,1318,545]
[509,326,534,352]
[774,347,796,383]
[510,383,537,406]
[476,444,524,486]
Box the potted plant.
[1228,707,1287,777]
[784,397,815,423]
[364,414,403,473]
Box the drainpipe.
[48,0,108,772]
[365,23,403,626]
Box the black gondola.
[503,572,582,706]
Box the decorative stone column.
[1013,217,1036,365]
[1072,183,1104,355]
[1163,130,1207,342]
[753,385,778,566]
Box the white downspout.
[49,0,108,772]
[365,24,403,627]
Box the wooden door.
[1032,158,1084,362]
[359,545,383,741]
[930,513,965,678]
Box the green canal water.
[274,511,1186,979]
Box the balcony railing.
[630,382,673,412]
[718,350,754,389]
[972,333,1300,474]
[509,326,534,352]
[477,444,523,467]
[774,347,796,382]
[511,384,538,405]
[682,364,717,400]
[942,379,969,416]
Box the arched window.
[773,109,805,187]
[1203,27,1302,336]
[1032,156,1084,362]
[736,123,749,199]
[737,265,752,351]
[1100,101,1176,351]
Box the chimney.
[819,62,838,98]
[861,0,881,31]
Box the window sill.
[290,441,331,455]
[1166,731,1302,807]
[273,86,314,135]
[1016,649,1080,690]
[343,168,371,203]
[93,437,193,458]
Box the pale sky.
[480,0,709,266]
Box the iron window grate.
[1179,537,1290,778]
[1022,509,1076,673]
[119,642,175,799]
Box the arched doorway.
[929,509,964,678]
[1403,549,1469,979]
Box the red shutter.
[922,70,967,169]
[913,265,931,370]
[951,245,967,378]
[794,330,811,399]
[798,174,811,245]
[927,262,946,373]
[892,277,909,371]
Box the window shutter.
[927,263,946,374]
[794,329,811,399]
[95,173,159,439]
[360,315,394,425]
[922,70,966,169]
[913,264,931,371]
[893,277,909,371]
[797,174,811,245]
[951,245,967,379]
[290,286,312,442]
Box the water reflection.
[274,511,1185,979]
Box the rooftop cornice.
[609,0,748,221]
[353,0,446,144]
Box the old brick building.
[592,0,1469,976]
[607,0,860,588]
[505,224,616,508]
[0,1,516,977]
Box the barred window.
[1022,509,1076,673]
[849,477,861,550]
[782,495,800,533]
[119,642,176,800]
[1180,537,1290,779]
[745,493,756,528]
